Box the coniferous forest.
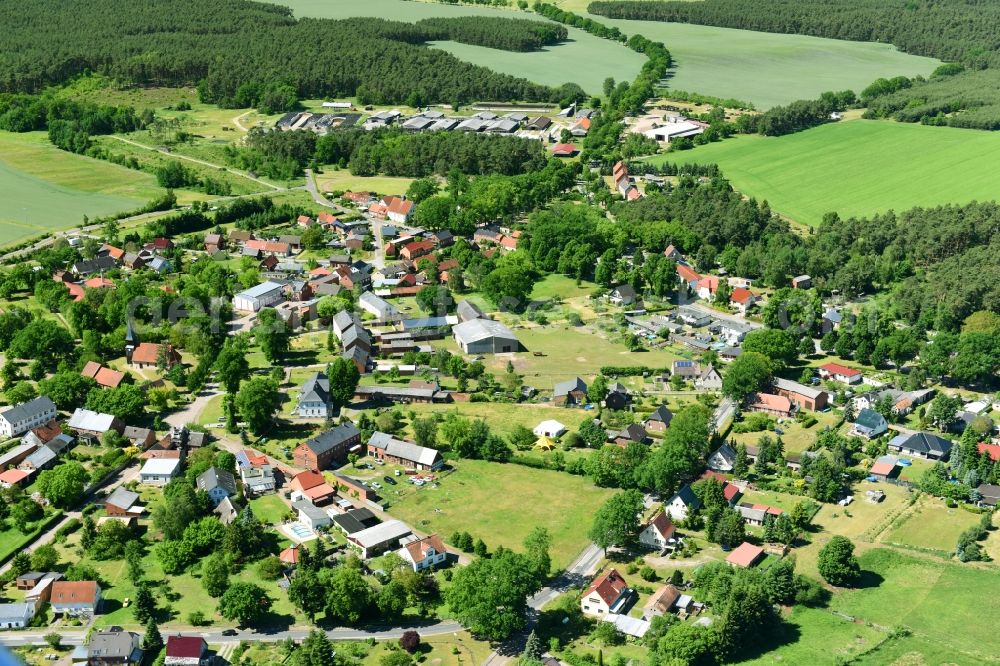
[0,0,581,106]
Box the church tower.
[125,318,138,364]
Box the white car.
[371,482,382,490]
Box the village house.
[609,284,637,306]
[791,275,812,289]
[726,542,765,568]
[51,580,102,617]
[349,520,413,558]
[293,423,362,470]
[869,455,900,481]
[707,443,737,473]
[639,510,676,551]
[735,503,783,526]
[643,405,673,433]
[665,485,701,521]
[553,377,588,407]
[551,143,579,157]
[581,569,634,617]
[747,393,795,418]
[887,431,953,460]
[84,627,143,665]
[671,360,702,380]
[818,362,863,385]
[140,458,181,485]
[0,396,57,438]
[643,584,681,620]
[604,383,632,411]
[81,361,126,389]
[368,432,444,471]
[0,602,35,629]
[296,372,334,418]
[105,487,144,518]
[976,483,1000,508]
[67,408,124,442]
[695,365,723,391]
[386,197,416,224]
[398,534,449,571]
[165,635,210,666]
[122,426,156,450]
[196,467,237,506]
[295,500,332,531]
[290,470,337,506]
[852,408,889,439]
[772,378,828,412]
[729,288,758,314]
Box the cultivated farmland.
[275,0,646,94]
[0,131,152,244]
[586,15,939,108]
[658,119,1000,226]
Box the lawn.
[886,496,982,555]
[829,548,1000,664]
[276,0,646,95]
[587,16,938,109]
[402,401,580,438]
[315,169,416,197]
[0,131,151,245]
[437,324,683,389]
[249,495,293,526]
[734,605,885,665]
[656,120,1000,226]
[387,458,614,569]
[730,409,839,455]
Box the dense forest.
[0,0,577,107]
[229,127,548,180]
[588,0,1000,127]
[414,17,567,51]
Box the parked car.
[383,476,397,485]
[222,629,238,636]
[371,482,382,490]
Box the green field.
[735,606,885,665]
[587,15,939,108]
[658,120,1000,226]
[830,548,1000,664]
[0,131,152,244]
[387,458,614,569]
[887,496,983,555]
[276,0,646,95]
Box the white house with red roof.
[676,264,701,291]
[729,287,758,314]
[818,362,863,385]
[581,569,634,617]
[398,534,449,571]
[639,510,676,551]
[385,197,415,224]
[696,275,720,299]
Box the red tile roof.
[647,511,675,541]
[725,542,764,568]
[65,282,85,301]
[820,362,861,377]
[166,635,207,659]
[83,277,114,289]
[978,442,1000,462]
[279,545,300,565]
[131,343,180,366]
[730,287,755,304]
[404,534,448,563]
[0,469,28,485]
[585,568,629,606]
[551,143,579,157]
[749,393,793,413]
[290,470,326,492]
[51,580,99,605]
[722,483,742,502]
[387,198,415,217]
[697,275,720,294]
[81,362,125,389]
[676,264,700,284]
[751,503,784,515]
[870,460,898,476]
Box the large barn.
[452,318,519,354]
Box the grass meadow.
[387,458,614,568]
[660,120,1000,226]
[886,495,984,555]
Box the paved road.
[686,302,763,329]
[164,387,223,430]
[304,169,353,214]
[481,543,603,666]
